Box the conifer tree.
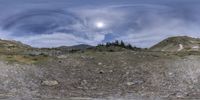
[114,40,119,46]
[127,44,133,49]
[120,40,125,48]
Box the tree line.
[97,40,142,50]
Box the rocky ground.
[1,49,200,100]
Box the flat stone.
[42,80,59,86]
[98,62,102,65]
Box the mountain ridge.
[1,36,200,52]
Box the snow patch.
[177,44,184,51]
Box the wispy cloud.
[0,1,200,47]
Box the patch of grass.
[2,54,50,64]
[173,51,200,57]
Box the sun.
[95,21,105,29]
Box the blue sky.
[0,0,200,47]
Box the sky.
[0,0,200,47]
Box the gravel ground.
[0,51,200,100]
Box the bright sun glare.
[96,21,105,29]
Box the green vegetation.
[95,40,142,52]
[0,39,51,64]
[1,54,50,64]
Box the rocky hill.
[150,36,200,52]
[0,39,30,53]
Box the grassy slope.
[0,39,50,64]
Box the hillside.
[150,36,200,52]
[0,39,30,53]
[55,44,93,50]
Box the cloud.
[0,8,119,47]
[0,32,105,47]
[103,4,200,47]
[0,3,200,48]
[117,16,200,47]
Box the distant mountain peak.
[57,44,92,50]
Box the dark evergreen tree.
[127,44,133,49]
[120,40,125,48]
[114,40,119,46]
[96,40,142,51]
[106,42,111,47]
